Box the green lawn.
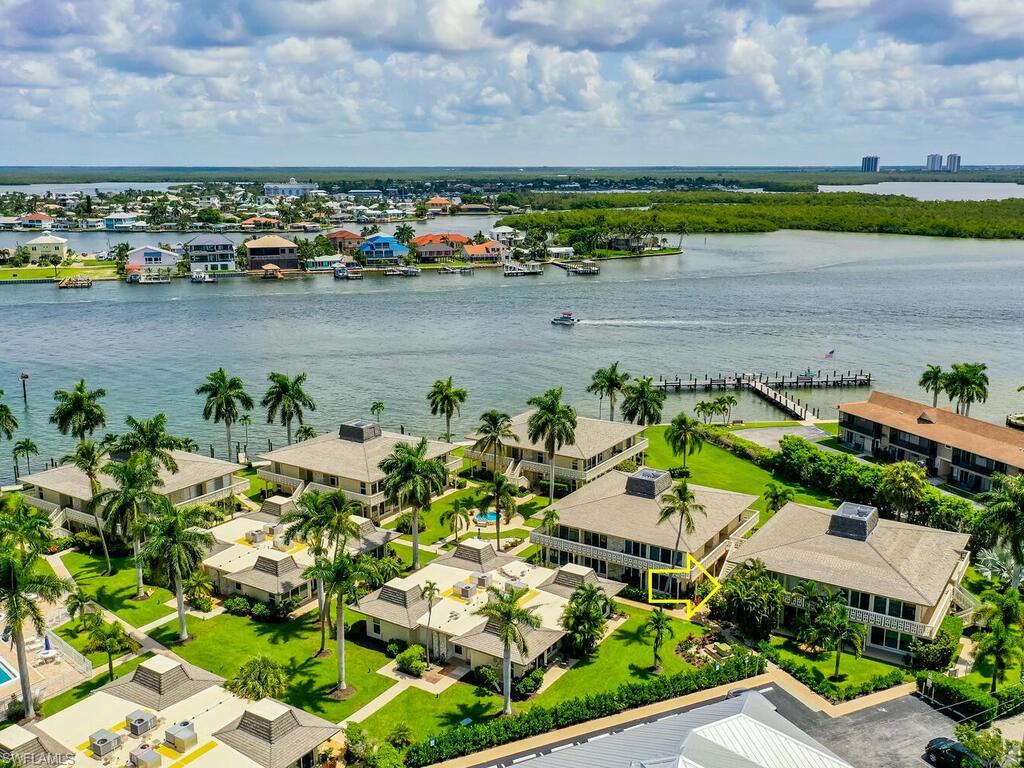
[40,653,154,717]
[361,681,503,742]
[516,495,552,521]
[62,551,175,627]
[768,637,908,687]
[457,528,530,544]
[962,625,1023,694]
[731,421,802,430]
[389,542,439,570]
[815,437,861,455]
[0,263,119,281]
[235,467,272,502]
[963,566,999,598]
[54,619,140,668]
[148,611,396,722]
[644,426,834,525]
[817,421,840,436]
[383,486,485,546]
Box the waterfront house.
[19,450,245,534]
[18,212,53,230]
[465,412,647,493]
[18,655,340,768]
[531,468,758,597]
[257,419,460,520]
[263,177,318,198]
[424,196,452,214]
[489,225,525,248]
[408,233,470,262]
[125,244,182,274]
[463,239,508,262]
[726,501,973,660]
[0,216,19,230]
[326,228,364,253]
[459,203,491,214]
[356,234,409,266]
[183,233,238,273]
[239,216,280,230]
[358,539,623,673]
[347,189,384,200]
[547,246,575,259]
[601,234,659,252]
[24,234,68,261]
[838,391,1024,493]
[103,212,140,231]
[244,234,299,270]
[303,254,344,271]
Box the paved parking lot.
[736,424,831,449]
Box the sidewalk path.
[343,662,471,725]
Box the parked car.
[925,737,992,768]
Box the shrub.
[223,596,252,616]
[918,673,997,726]
[668,466,691,479]
[370,743,405,768]
[910,628,960,671]
[385,639,408,659]
[72,531,104,554]
[47,536,74,554]
[704,427,774,465]
[387,722,416,748]
[188,594,214,613]
[266,597,296,622]
[3,694,38,723]
[455,478,468,489]
[249,602,271,621]
[513,668,545,700]
[758,642,907,702]
[471,664,501,693]
[994,684,1024,719]
[396,644,427,677]
[615,459,639,473]
[395,512,426,534]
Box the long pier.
[651,370,871,420]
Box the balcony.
[503,438,650,483]
[304,481,381,505]
[178,480,250,507]
[839,419,879,439]
[782,591,940,640]
[257,468,304,489]
[23,495,60,515]
[529,531,672,573]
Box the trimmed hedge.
[704,427,774,466]
[758,641,906,702]
[917,673,998,726]
[404,652,766,767]
[994,684,1024,719]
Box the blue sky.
[0,0,1021,166]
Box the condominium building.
[465,413,647,494]
[946,153,961,173]
[263,178,318,198]
[727,501,973,659]
[838,391,1024,492]
[257,419,460,520]
[860,156,879,172]
[926,153,944,171]
[530,468,758,597]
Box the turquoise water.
[475,512,499,523]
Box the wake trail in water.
[577,319,760,328]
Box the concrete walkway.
[343,662,471,725]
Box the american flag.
[824,349,835,360]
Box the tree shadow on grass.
[437,698,501,729]
[615,623,651,648]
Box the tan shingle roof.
[100,655,223,710]
[214,698,339,768]
[470,412,646,461]
[244,235,297,249]
[357,579,437,629]
[727,502,970,605]
[455,621,564,666]
[840,391,1024,469]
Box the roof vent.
[339,420,382,443]
[625,468,672,499]
[917,412,935,424]
[827,502,879,541]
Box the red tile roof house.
[326,229,365,253]
[239,216,279,230]
[408,233,470,263]
[19,212,54,230]
[424,196,452,214]
[463,239,509,262]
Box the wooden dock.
[651,370,871,420]
[551,260,600,275]
[504,260,544,277]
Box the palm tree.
[296,425,317,441]
[600,362,630,422]
[83,614,133,681]
[975,620,1024,693]
[621,376,666,426]
[0,495,53,557]
[196,368,254,460]
[0,390,17,441]
[63,440,113,574]
[226,655,289,700]
[657,481,706,598]
[239,414,252,448]
[427,376,468,441]
[642,607,675,671]
[718,394,738,424]
[526,387,577,502]
[65,586,92,627]
[440,502,472,545]
[720,558,785,640]
[379,438,447,570]
[302,557,335,657]
[817,604,866,681]
[0,549,70,716]
[473,585,541,715]
[119,413,182,473]
[919,364,945,408]
[96,454,164,599]
[694,400,713,425]
[664,412,704,468]
[586,366,615,419]
[141,500,214,642]
[184,570,214,605]
[762,482,795,518]
[879,461,927,522]
[12,438,37,475]
[473,410,514,477]
[944,362,989,416]
[323,553,373,694]
[422,579,439,665]
[50,378,107,439]
[977,588,1024,631]
[479,473,518,550]
[394,223,415,245]
[371,401,385,424]
[261,371,316,445]
[982,474,1024,587]
[541,507,559,566]
[560,583,610,656]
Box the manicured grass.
[730,421,802,430]
[522,518,542,529]
[816,437,862,454]
[457,528,531,544]
[149,611,396,722]
[519,544,541,562]
[54,619,140,668]
[62,551,175,628]
[389,542,439,570]
[383,486,485,546]
[235,467,272,502]
[963,566,999,598]
[41,653,154,717]
[817,421,840,436]
[0,264,119,281]
[768,637,908,687]
[361,681,503,742]
[963,631,1023,694]
[516,495,552,521]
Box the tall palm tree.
[879,461,927,522]
[427,376,468,442]
[141,500,214,642]
[83,614,133,681]
[919,364,945,408]
[63,440,113,574]
[50,378,107,440]
[394,223,415,245]
[657,482,706,597]
[600,362,630,422]
[762,482,795,518]
[239,414,252,448]
[422,579,439,665]
[586,366,613,419]
[302,557,335,657]
[0,549,70,717]
[976,621,1024,693]
[196,367,254,460]
[664,412,704,468]
[817,603,866,681]
[0,390,17,441]
[977,588,1024,631]
[296,425,317,441]
[718,394,738,424]
[261,371,316,445]
[322,553,373,694]
[541,507,559,566]
[371,401,385,424]
[982,474,1024,587]
[473,410,514,477]
[621,376,666,426]
[944,362,989,416]
[479,473,518,549]
[526,387,577,502]
[440,502,472,545]
[119,413,182,473]
[379,438,447,570]
[0,494,53,556]
[96,454,164,599]
[560,583,610,656]
[474,585,541,715]
[642,607,675,671]
[12,438,38,475]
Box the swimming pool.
[0,657,18,685]
[474,511,498,523]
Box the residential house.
[125,244,182,276]
[465,412,647,493]
[19,450,245,534]
[325,229,364,253]
[601,234,659,252]
[726,501,973,660]
[184,233,238,272]
[257,419,460,520]
[547,246,575,259]
[23,234,68,261]
[18,213,53,230]
[263,178,318,198]
[358,539,623,673]
[347,189,384,200]
[244,234,299,270]
[838,391,1024,492]
[303,254,343,271]
[103,212,141,231]
[239,216,280,230]
[463,239,508,262]
[357,234,409,266]
[13,654,340,768]
[459,203,491,214]
[0,216,19,230]
[532,468,758,597]
[408,233,469,263]
[424,196,452,214]
[489,226,525,248]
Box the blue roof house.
[357,235,409,266]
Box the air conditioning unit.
[458,582,474,599]
[165,721,197,752]
[89,729,121,757]
[127,709,158,737]
[273,535,290,551]
[504,579,528,594]
[245,529,263,544]
[476,573,492,588]
[129,744,162,768]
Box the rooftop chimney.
[827,502,879,541]
[339,419,382,443]
[625,468,672,499]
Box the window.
[848,590,870,610]
[372,619,381,635]
[453,644,463,656]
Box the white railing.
[445,457,463,473]
[466,439,649,483]
[178,479,250,507]
[23,495,60,514]
[698,537,733,572]
[782,592,936,639]
[64,507,101,528]
[304,481,379,505]
[44,629,93,675]
[529,531,692,575]
[730,510,760,540]
[257,468,303,488]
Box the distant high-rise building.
[946,153,961,173]
[860,155,880,172]
[926,154,944,171]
